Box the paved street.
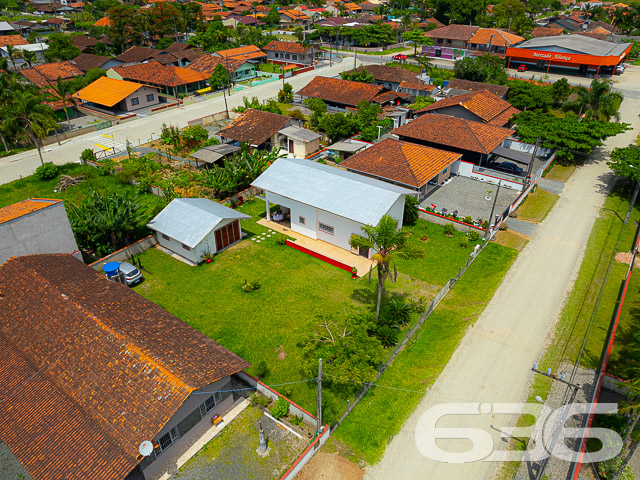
[0,53,399,185]
[366,65,640,480]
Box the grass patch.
[333,242,518,464]
[494,181,640,480]
[494,230,529,251]
[544,164,575,182]
[515,188,559,223]
[274,33,297,41]
[259,63,285,73]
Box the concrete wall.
[141,377,233,480]
[0,201,81,266]
[90,234,158,271]
[117,86,160,112]
[289,137,319,158]
[316,208,367,254]
[387,195,406,229]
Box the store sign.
[532,51,572,61]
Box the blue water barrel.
[103,262,120,278]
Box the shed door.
[214,220,240,251]
[288,139,294,153]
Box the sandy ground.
[296,453,364,480]
[364,65,640,480]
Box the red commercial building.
[505,35,632,76]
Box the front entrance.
[288,139,294,153]
[214,220,241,251]
[358,246,369,258]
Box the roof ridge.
[399,141,421,186]
[463,117,488,153]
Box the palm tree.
[21,50,37,68]
[5,45,19,70]
[5,89,60,165]
[51,77,77,131]
[562,78,624,122]
[415,54,433,75]
[350,214,425,319]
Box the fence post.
[347,400,350,412]
[458,266,462,279]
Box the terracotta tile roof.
[0,254,250,480]
[425,24,478,41]
[186,54,248,75]
[263,40,315,55]
[531,26,564,37]
[72,53,114,71]
[73,76,153,107]
[0,198,61,224]
[372,89,410,104]
[399,80,434,92]
[351,64,421,84]
[344,2,362,9]
[93,16,111,27]
[417,90,519,126]
[281,9,308,19]
[575,31,607,40]
[297,76,382,108]
[467,28,524,47]
[115,46,179,65]
[214,44,266,61]
[446,79,509,98]
[0,35,29,47]
[219,108,291,146]
[393,115,514,154]
[20,61,84,87]
[70,34,100,50]
[44,17,68,25]
[113,61,209,87]
[418,17,445,28]
[341,138,461,188]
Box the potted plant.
[351,266,358,279]
[201,250,214,264]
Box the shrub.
[468,231,481,242]
[80,148,96,163]
[598,455,634,479]
[460,237,469,248]
[250,394,269,409]
[182,124,208,148]
[387,298,412,325]
[254,360,269,379]
[270,396,289,419]
[288,415,303,427]
[463,215,473,224]
[276,233,288,245]
[376,324,399,347]
[408,296,429,315]
[35,162,59,181]
[444,223,455,236]
[242,279,261,293]
[403,196,420,226]
[499,222,508,231]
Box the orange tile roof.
[281,9,308,19]
[393,115,515,154]
[531,26,564,37]
[341,138,462,188]
[214,44,267,61]
[186,54,249,75]
[20,61,84,87]
[0,199,61,224]
[467,28,524,47]
[417,89,519,126]
[112,61,209,87]
[93,16,112,27]
[297,76,382,107]
[263,40,315,55]
[219,108,292,146]
[73,76,152,107]
[0,35,29,47]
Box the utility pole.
[484,180,501,241]
[353,46,357,70]
[226,55,232,97]
[317,358,323,434]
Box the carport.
[491,145,537,176]
[191,144,240,168]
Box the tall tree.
[402,28,431,56]
[46,33,81,61]
[21,50,37,68]
[563,78,624,122]
[607,145,640,181]
[349,214,424,318]
[5,45,19,70]
[4,88,59,165]
[51,77,77,131]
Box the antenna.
[139,441,153,457]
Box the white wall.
[156,232,201,264]
[266,192,317,239]
[316,209,368,255]
[386,195,406,229]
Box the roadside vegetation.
[515,188,559,223]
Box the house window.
[131,97,139,106]
[441,167,448,175]
[162,233,170,241]
[182,243,191,251]
[318,222,334,235]
[146,93,154,102]
[199,391,223,416]
[292,54,297,60]
[299,216,305,225]
[156,427,179,454]
[285,54,290,59]
[274,52,279,58]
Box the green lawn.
[515,188,559,223]
[259,63,284,73]
[544,164,575,182]
[133,198,519,465]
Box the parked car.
[615,64,625,74]
[392,54,407,61]
[119,261,143,286]
[488,161,524,176]
[517,64,527,72]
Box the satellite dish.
[139,441,153,457]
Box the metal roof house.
[278,125,321,158]
[251,158,415,257]
[147,198,250,265]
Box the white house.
[147,198,250,264]
[278,125,321,158]
[251,158,415,258]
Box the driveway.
[365,65,640,480]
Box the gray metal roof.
[513,35,631,57]
[278,126,321,143]
[0,21,15,31]
[191,144,240,164]
[251,157,414,226]
[491,145,533,165]
[147,198,250,248]
[328,140,370,153]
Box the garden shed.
[148,198,250,264]
[252,158,414,257]
[278,125,321,158]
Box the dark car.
[489,161,524,176]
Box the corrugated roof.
[251,157,414,226]
[341,138,462,188]
[512,35,631,56]
[147,198,250,247]
[0,198,61,223]
[278,125,321,142]
[73,76,152,107]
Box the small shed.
[147,198,250,264]
[278,126,321,158]
[191,144,241,167]
[327,139,372,160]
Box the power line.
[190,377,318,395]
[323,374,427,394]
